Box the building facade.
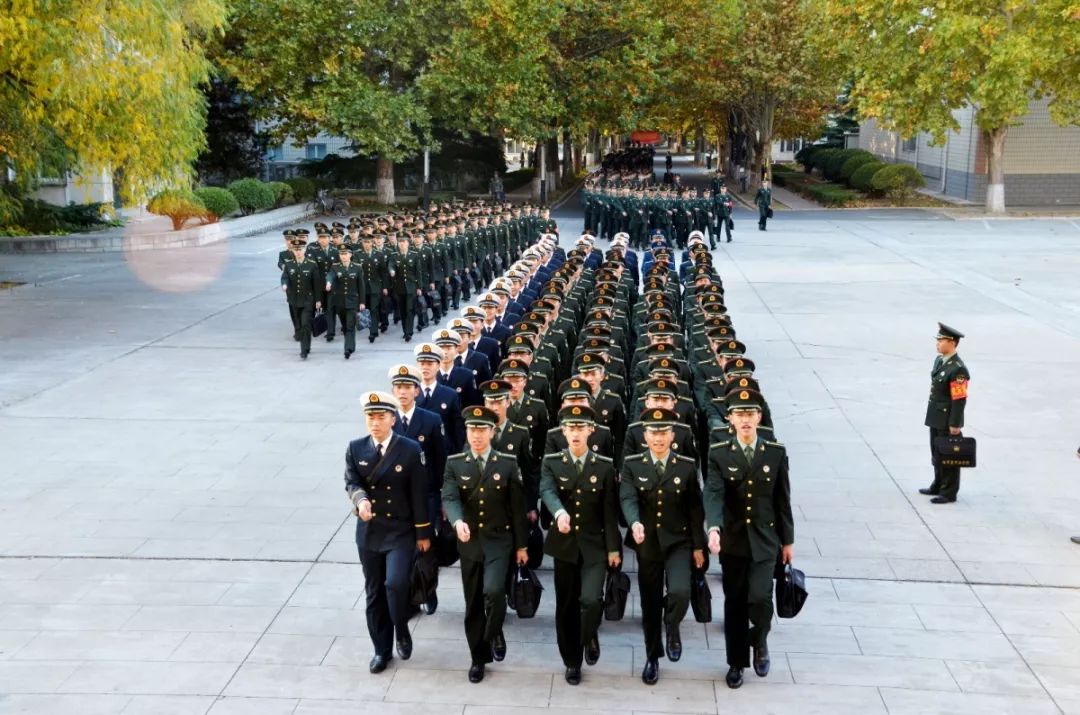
[856,98,1080,206]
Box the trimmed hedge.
[193,187,239,223]
[808,148,841,174]
[823,149,872,182]
[839,153,877,183]
[870,164,926,199]
[807,183,858,207]
[266,181,294,207]
[850,161,886,192]
[796,143,841,173]
[226,178,276,215]
[284,177,316,201]
[148,189,207,231]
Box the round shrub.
[823,149,867,181]
[226,178,276,215]
[850,161,886,192]
[284,177,316,201]
[840,153,878,184]
[809,148,840,174]
[870,164,926,199]
[193,187,239,223]
[266,181,294,207]
[147,189,207,231]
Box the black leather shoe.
[344,351,352,359]
[424,592,438,615]
[641,658,659,685]
[369,654,392,674]
[396,634,413,660]
[293,334,300,341]
[326,335,334,342]
[725,666,744,689]
[468,662,485,683]
[369,336,376,343]
[300,352,308,360]
[931,496,956,504]
[584,636,600,666]
[753,644,770,677]
[1071,536,1080,545]
[918,487,938,495]
[665,625,682,662]
[380,326,388,334]
[565,666,581,685]
[491,632,506,661]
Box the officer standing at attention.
[919,323,970,504]
[325,244,366,359]
[442,407,528,683]
[344,391,432,674]
[541,405,621,686]
[705,388,794,689]
[620,408,705,686]
[754,180,772,231]
[280,237,322,360]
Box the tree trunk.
[982,126,1008,213]
[531,140,544,201]
[376,156,395,204]
[546,136,560,191]
[561,129,573,184]
[694,124,705,164]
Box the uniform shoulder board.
[543,452,563,461]
[546,425,561,434]
[491,449,515,460]
[634,377,650,387]
[627,421,643,428]
[673,453,695,463]
[710,440,732,450]
[593,454,614,463]
[706,378,726,385]
[764,440,785,448]
[677,396,693,404]
[448,453,467,461]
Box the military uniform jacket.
[623,422,698,464]
[388,249,420,293]
[356,249,387,292]
[492,421,537,507]
[619,452,705,560]
[345,434,432,551]
[507,396,549,464]
[281,257,323,307]
[540,450,621,564]
[393,407,448,493]
[326,263,366,310]
[545,424,617,469]
[442,451,528,562]
[924,353,969,430]
[704,438,794,562]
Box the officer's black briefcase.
[690,565,712,623]
[510,565,543,618]
[312,310,328,337]
[775,564,808,619]
[933,434,977,468]
[603,566,630,621]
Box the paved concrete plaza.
[2,167,1080,713]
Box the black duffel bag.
[602,565,630,621]
[409,549,438,607]
[434,517,459,567]
[933,434,977,469]
[511,564,544,618]
[775,563,808,619]
[690,564,713,623]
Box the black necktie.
[424,388,432,403]
[401,415,409,431]
[376,443,384,460]
[454,356,463,367]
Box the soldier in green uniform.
[541,405,621,685]
[754,180,772,231]
[442,406,528,683]
[715,185,734,243]
[280,238,323,360]
[388,234,421,342]
[620,408,705,685]
[483,379,538,524]
[324,245,367,359]
[919,323,970,504]
[278,229,295,271]
[705,388,794,689]
[306,229,338,342]
[357,234,386,343]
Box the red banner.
[630,131,662,145]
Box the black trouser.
[289,303,313,355]
[460,548,511,666]
[758,208,768,230]
[637,545,691,661]
[366,292,383,339]
[288,303,300,339]
[439,280,451,314]
[333,305,356,354]
[722,216,733,241]
[449,274,462,308]
[928,426,961,499]
[357,539,413,659]
[324,293,335,338]
[395,292,415,338]
[721,554,775,668]
[554,555,606,668]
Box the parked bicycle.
[306,189,350,217]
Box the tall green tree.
[825,0,1080,212]
[195,77,270,185]
[0,0,226,222]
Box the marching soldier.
[356,233,387,344]
[344,391,432,673]
[620,408,705,685]
[919,323,970,504]
[705,388,794,689]
[442,407,528,683]
[388,234,421,341]
[483,379,538,523]
[754,180,772,231]
[280,238,323,360]
[325,245,366,359]
[306,230,339,342]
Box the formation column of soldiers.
[278,202,559,359]
[343,212,795,689]
[582,171,737,251]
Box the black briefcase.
[690,565,713,623]
[409,549,438,607]
[312,310,328,337]
[766,207,774,219]
[434,517,459,567]
[934,434,977,468]
[511,565,544,618]
[775,564,808,619]
[603,566,630,621]
[525,523,544,570]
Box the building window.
[902,137,918,153]
[305,143,327,160]
[268,146,284,161]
